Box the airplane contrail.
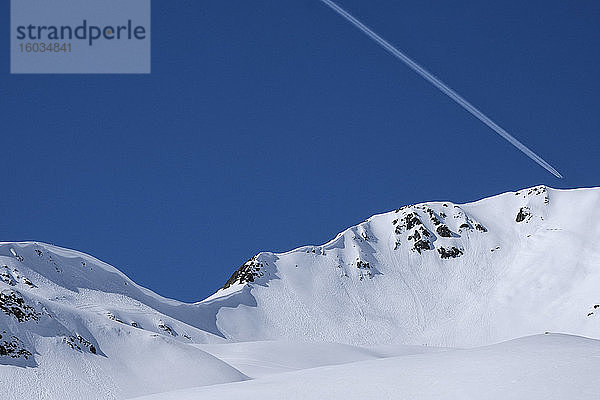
[320,0,563,179]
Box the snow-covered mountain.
[0,242,248,399]
[2,185,600,399]
[207,185,600,346]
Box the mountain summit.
[1,186,600,399]
[206,185,600,346]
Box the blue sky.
[2,0,599,302]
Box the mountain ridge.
[205,185,600,346]
[216,185,597,291]
[2,185,600,399]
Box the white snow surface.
[134,334,600,400]
[194,340,443,378]
[0,242,247,399]
[1,185,600,399]
[208,186,600,346]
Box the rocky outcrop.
[356,259,373,280]
[391,202,486,258]
[438,246,463,259]
[0,331,32,360]
[222,257,264,289]
[516,207,532,223]
[158,321,176,336]
[64,335,97,354]
[436,225,453,238]
[0,290,40,323]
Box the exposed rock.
[64,335,97,354]
[222,257,264,289]
[436,225,453,238]
[1,268,16,286]
[403,218,434,254]
[22,277,36,288]
[106,312,124,324]
[475,224,487,232]
[0,332,32,360]
[525,185,547,198]
[404,213,422,230]
[438,247,463,259]
[408,230,421,242]
[426,208,441,225]
[395,205,412,213]
[158,321,176,336]
[356,259,373,280]
[3,266,37,288]
[0,290,40,322]
[516,207,532,223]
[413,240,432,254]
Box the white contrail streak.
[320,0,563,179]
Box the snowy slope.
[0,242,247,399]
[206,186,600,346]
[194,340,443,378]
[2,185,600,399]
[134,334,600,400]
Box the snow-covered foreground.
[2,185,600,399]
[194,340,444,378]
[136,334,600,400]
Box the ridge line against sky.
[320,0,563,179]
[4,0,598,302]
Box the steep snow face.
[208,186,600,347]
[0,242,247,399]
